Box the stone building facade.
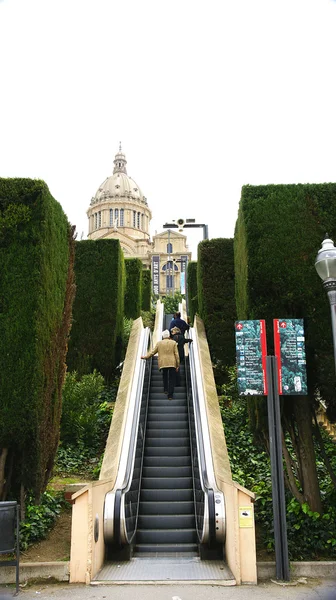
[87,147,191,296]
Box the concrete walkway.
[1,581,335,600]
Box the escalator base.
[93,557,236,584]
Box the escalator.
[103,305,225,561]
[135,358,197,555]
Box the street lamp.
[315,234,336,371]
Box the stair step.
[145,437,189,447]
[146,419,188,427]
[143,455,191,467]
[134,543,198,555]
[148,406,188,415]
[139,501,194,515]
[146,428,189,438]
[140,489,194,502]
[136,528,197,544]
[142,466,192,478]
[141,477,193,489]
[138,514,196,529]
[144,446,190,457]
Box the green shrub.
[141,269,151,311]
[125,258,142,319]
[60,371,113,452]
[19,491,63,551]
[187,261,198,322]
[197,239,236,373]
[220,374,336,559]
[67,239,125,380]
[0,178,75,502]
[162,292,184,315]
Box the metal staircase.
[135,357,198,555]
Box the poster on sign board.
[273,319,307,395]
[235,320,268,395]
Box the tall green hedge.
[124,258,142,319]
[197,238,236,370]
[235,183,336,416]
[141,269,151,311]
[67,239,125,380]
[0,178,75,502]
[187,261,198,323]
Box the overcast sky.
[1,0,336,257]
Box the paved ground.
[1,580,335,600]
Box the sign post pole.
[266,355,290,581]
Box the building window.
[167,243,173,254]
[120,208,124,226]
[137,212,140,229]
[115,208,119,226]
[94,213,98,229]
[166,275,173,290]
[162,261,178,271]
[98,211,101,228]
[133,210,136,227]
[109,209,113,226]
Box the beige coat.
[143,338,180,369]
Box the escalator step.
[143,455,191,467]
[134,543,198,555]
[144,446,190,457]
[148,406,187,414]
[145,437,189,447]
[137,514,196,529]
[140,488,194,502]
[146,428,189,437]
[141,476,193,489]
[136,528,197,544]
[146,419,188,428]
[139,500,194,515]
[142,466,192,478]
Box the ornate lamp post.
[315,235,336,371]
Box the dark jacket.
[169,317,190,335]
[170,332,192,362]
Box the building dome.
[87,145,152,267]
[90,146,147,206]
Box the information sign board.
[273,319,307,395]
[152,255,160,295]
[235,320,268,395]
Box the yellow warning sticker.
[239,506,253,528]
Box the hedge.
[141,269,151,312]
[234,183,336,417]
[67,239,125,380]
[187,261,198,323]
[0,178,75,502]
[197,238,236,370]
[124,258,142,319]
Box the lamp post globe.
[315,235,336,372]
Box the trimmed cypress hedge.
[197,238,236,370]
[187,261,198,323]
[124,258,143,319]
[0,178,75,502]
[67,239,125,380]
[141,269,151,312]
[235,182,336,417]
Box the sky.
[1,0,336,258]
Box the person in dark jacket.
[170,326,192,363]
[169,311,190,335]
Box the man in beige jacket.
[141,329,180,399]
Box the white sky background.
[1,0,336,258]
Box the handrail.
[188,326,225,545]
[104,326,150,546]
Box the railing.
[104,326,151,547]
[187,327,226,546]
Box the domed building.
[87,146,191,295]
[87,145,152,267]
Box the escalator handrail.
[111,326,151,545]
[187,330,217,546]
